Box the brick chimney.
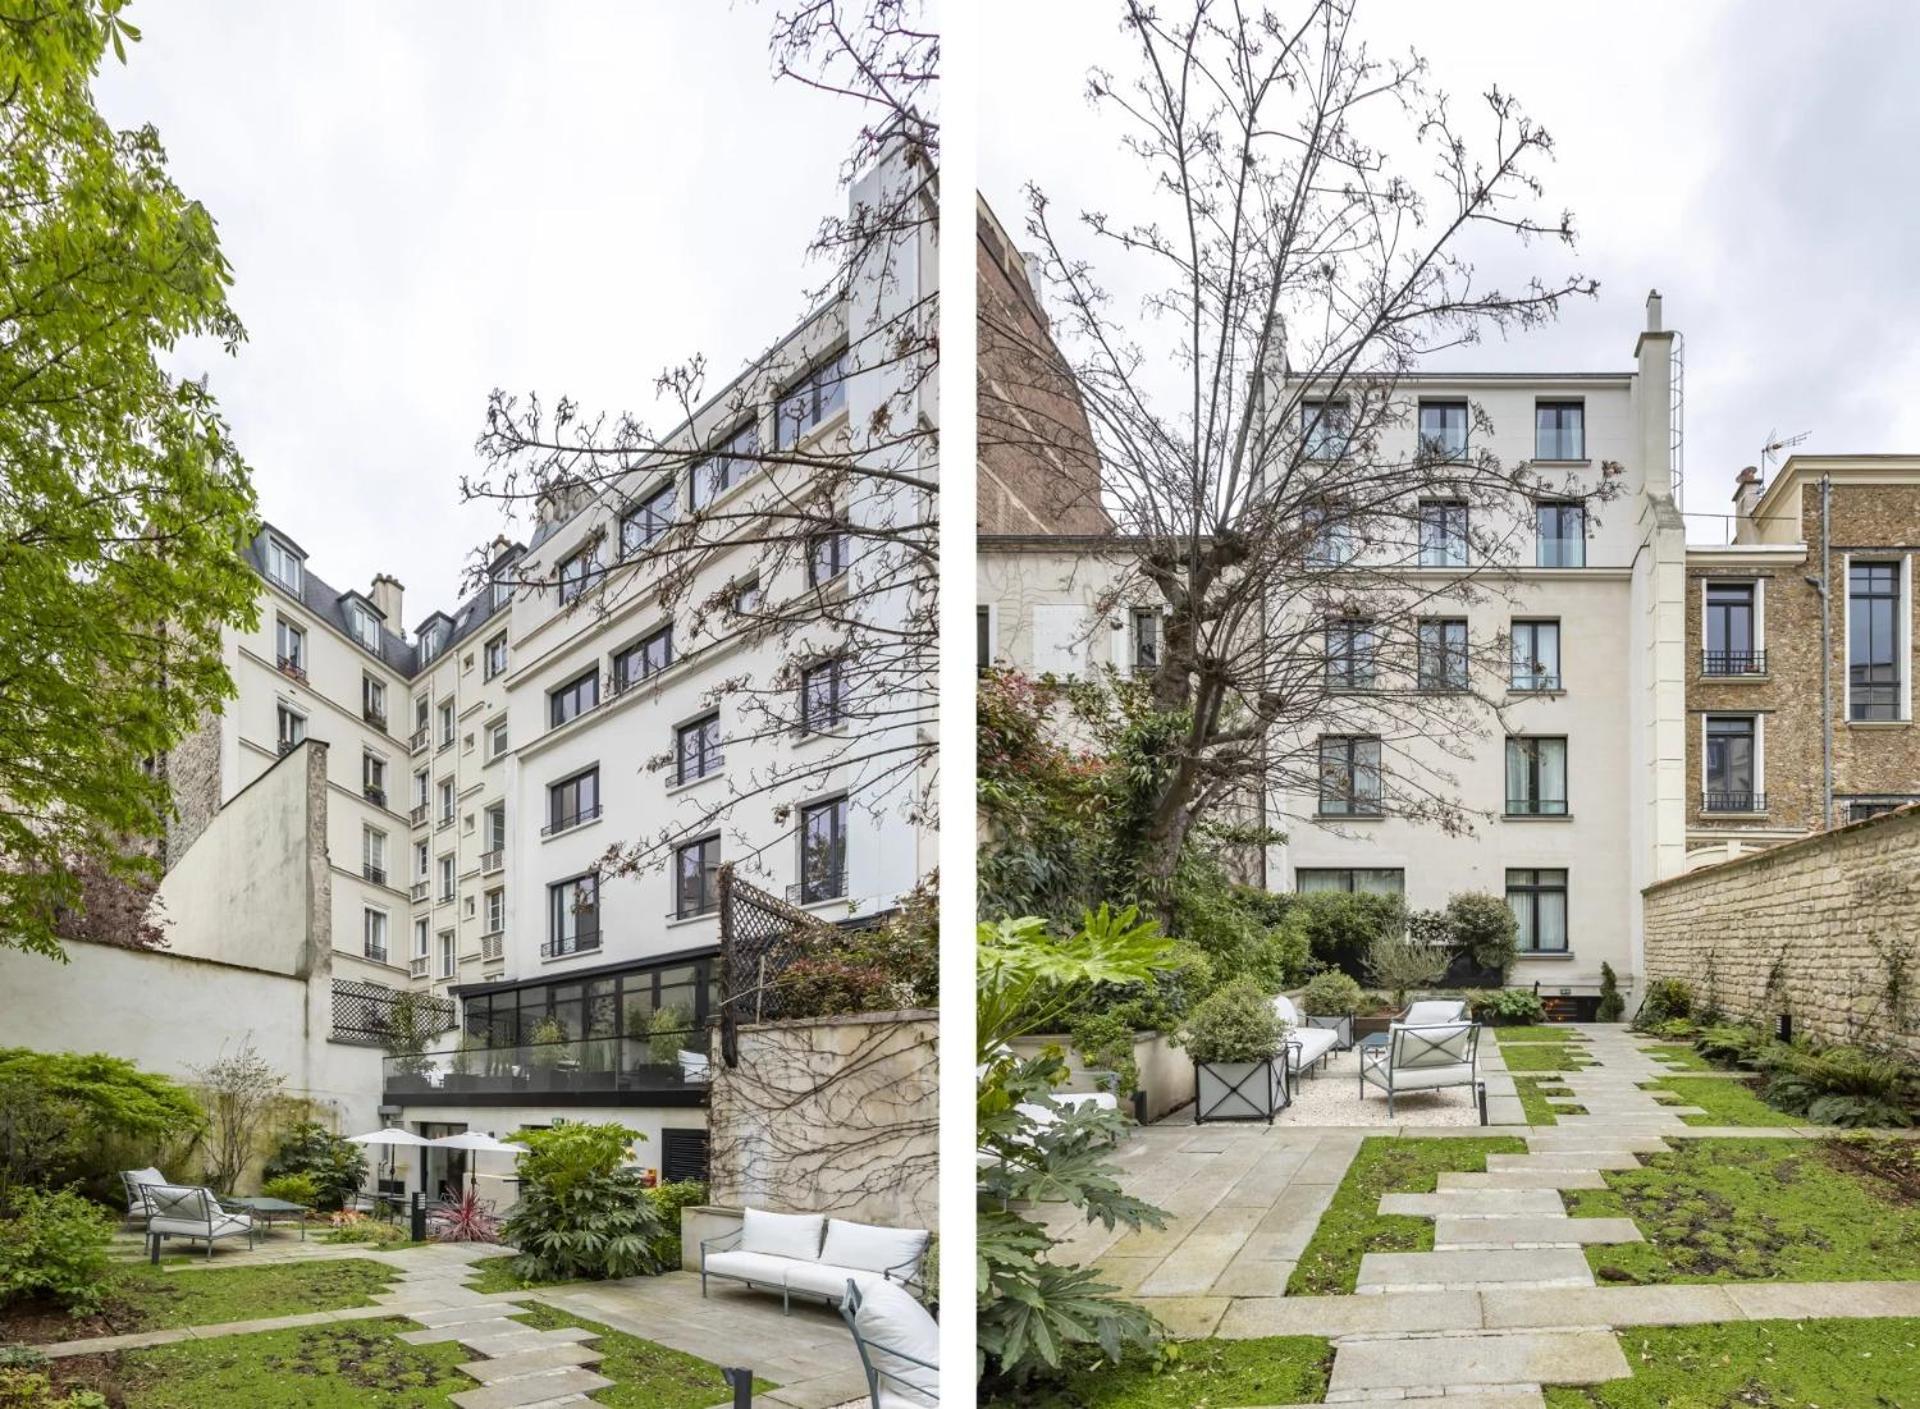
[370,573,404,630]
[1731,466,1762,544]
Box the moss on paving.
[1514,1077,1587,1126]
[1640,1043,1714,1071]
[48,1317,474,1407]
[510,1301,775,1407]
[981,1336,1333,1407]
[1567,1138,1920,1284]
[1286,1136,1528,1295]
[1491,1026,1591,1044]
[1500,1041,1595,1073]
[1540,1317,1920,1408]
[1640,1075,1801,1127]
[3,1259,397,1344]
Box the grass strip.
[1639,1043,1714,1071]
[1514,1077,1587,1125]
[1541,1317,1920,1406]
[510,1301,776,1407]
[1286,1135,1527,1295]
[1641,1075,1800,1127]
[1567,1137,1920,1284]
[1491,1026,1591,1044]
[981,1336,1333,1407]
[1500,1041,1594,1073]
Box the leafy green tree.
[502,1122,662,1282]
[0,1047,200,1202]
[0,1,260,962]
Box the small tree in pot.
[1365,933,1450,1013]
[1183,978,1291,1123]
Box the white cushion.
[738,1208,826,1261]
[704,1249,798,1288]
[126,1167,164,1187]
[1272,994,1302,1027]
[1391,1062,1476,1091]
[785,1258,880,1299]
[821,1218,929,1277]
[853,1276,940,1405]
[1405,1000,1468,1025]
[1290,1026,1339,1066]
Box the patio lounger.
[1359,1021,1481,1116]
[1273,994,1338,1087]
[841,1276,939,1407]
[141,1183,254,1262]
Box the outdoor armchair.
[141,1183,254,1262]
[119,1167,165,1227]
[1403,998,1470,1025]
[1359,1021,1481,1116]
[840,1276,939,1407]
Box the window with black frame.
[675,836,721,918]
[800,657,847,732]
[1534,401,1584,460]
[1418,400,1468,459]
[1300,398,1349,459]
[1418,618,1469,690]
[545,874,599,957]
[549,669,599,727]
[1296,867,1404,896]
[1325,618,1377,689]
[546,767,600,834]
[799,796,848,903]
[1848,562,1901,720]
[691,423,760,510]
[1703,715,1760,812]
[1703,581,1759,674]
[1131,608,1159,673]
[1507,868,1568,952]
[1505,736,1568,815]
[776,349,848,448]
[807,529,850,586]
[676,713,722,784]
[1418,500,1469,566]
[1535,501,1586,567]
[613,626,672,692]
[1511,619,1561,691]
[557,546,599,604]
[1317,735,1383,816]
[621,483,675,556]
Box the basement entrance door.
[418,1122,468,1201]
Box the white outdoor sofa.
[841,1277,939,1408]
[700,1208,930,1315]
[1359,1020,1482,1116]
[141,1183,255,1262]
[1272,994,1339,1088]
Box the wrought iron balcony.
[1702,790,1766,814]
[437,886,457,906]
[540,804,603,837]
[363,785,387,808]
[383,1032,711,1103]
[540,930,602,959]
[362,864,387,885]
[277,738,300,756]
[437,735,454,753]
[276,655,308,684]
[1703,650,1767,677]
[364,706,388,731]
[364,945,388,965]
[437,811,455,830]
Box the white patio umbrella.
[346,1128,429,1198]
[423,1131,527,1198]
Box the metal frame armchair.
[840,1278,939,1408]
[141,1183,254,1262]
[1359,1022,1481,1116]
[119,1168,165,1228]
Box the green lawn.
[981,1336,1333,1407]
[1492,1026,1591,1044]
[1514,1077,1586,1126]
[1541,1318,1920,1407]
[509,1302,775,1408]
[463,1254,582,1296]
[1641,1075,1801,1127]
[1640,1043,1714,1072]
[1500,1042,1594,1073]
[1287,1136,1527,1295]
[1567,1138,1920,1284]
[0,1259,397,1344]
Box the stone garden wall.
[1643,802,1920,1060]
[705,1008,937,1230]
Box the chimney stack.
[1645,288,1663,334]
[1731,466,1762,544]
[370,574,404,631]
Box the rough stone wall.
[1644,802,1920,1059]
[161,705,225,868]
[706,1009,936,1229]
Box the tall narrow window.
[1505,737,1569,816]
[1848,562,1901,720]
[437,854,455,903]
[677,713,722,784]
[414,917,430,958]
[621,483,676,556]
[1535,501,1586,568]
[1300,398,1349,459]
[1506,869,1569,952]
[546,875,600,955]
[1418,401,1468,459]
[438,930,456,978]
[1131,609,1159,673]
[483,633,508,680]
[266,537,303,592]
[800,658,847,732]
[351,604,381,650]
[1317,736,1383,816]
[557,547,598,605]
[691,423,759,509]
[1325,619,1377,689]
[546,768,600,834]
[1534,402,1585,460]
[1704,715,1760,812]
[277,706,306,751]
[799,796,849,903]
[1419,500,1469,567]
[807,530,850,586]
[362,827,387,883]
[488,718,509,757]
[437,701,455,748]
[438,778,454,826]
[276,619,306,674]
[613,626,673,692]
[1511,620,1562,691]
[675,836,721,918]
[363,909,388,963]
[976,607,992,674]
[1418,618,1469,690]
[485,889,505,934]
[1304,505,1353,568]
[1704,581,1759,674]
[362,752,387,805]
[776,350,848,448]
[363,675,387,726]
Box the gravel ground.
[1279,1047,1482,1126]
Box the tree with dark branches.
[462,0,938,894]
[997,0,1607,905]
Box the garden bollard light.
[409,1191,426,1241]
[723,1366,754,1406]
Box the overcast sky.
[94,2,854,626]
[981,0,1920,545]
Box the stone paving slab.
[1439,1168,1610,1191]
[461,1326,598,1358]
[1381,1190,1566,1217]
[400,1317,527,1345]
[1217,1290,1482,1339]
[1356,1248,1594,1293]
[1486,1151,1646,1171]
[457,1342,604,1382]
[1721,1279,1920,1320]
[1434,1215,1641,1248]
[1480,1284,1745,1330]
[450,1367,614,1409]
[411,1302,539,1328]
[1524,1134,1671,1153]
[1329,1329,1629,1393]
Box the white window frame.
[276,618,306,669]
[363,907,388,961]
[267,537,303,592]
[485,888,505,935]
[414,917,430,958]
[488,718,509,758]
[437,929,456,979]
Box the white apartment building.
[980,293,1689,1016]
[151,136,936,1191]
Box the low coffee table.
[1356,1031,1392,1053]
[229,1196,310,1242]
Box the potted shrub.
[1299,970,1364,1050]
[1365,932,1450,1014]
[1183,978,1291,1123]
[442,1033,481,1093]
[528,1015,570,1089]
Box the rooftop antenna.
[1759,428,1809,480]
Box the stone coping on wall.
[734,1006,937,1034]
[1646,796,1920,895]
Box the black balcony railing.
[276,655,308,684]
[540,930,602,959]
[1703,650,1767,676]
[363,786,387,808]
[364,707,388,731]
[1505,798,1570,817]
[364,945,388,964]
[1702,790,1766,814]
[787,868,848,906]
[363,864,387,885]
[541,804,604,837]
[382,1032,711,1101]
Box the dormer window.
[350,604,381,651]
[420,623,445,661]
[491,576,511,611]
[266,537,303,593]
